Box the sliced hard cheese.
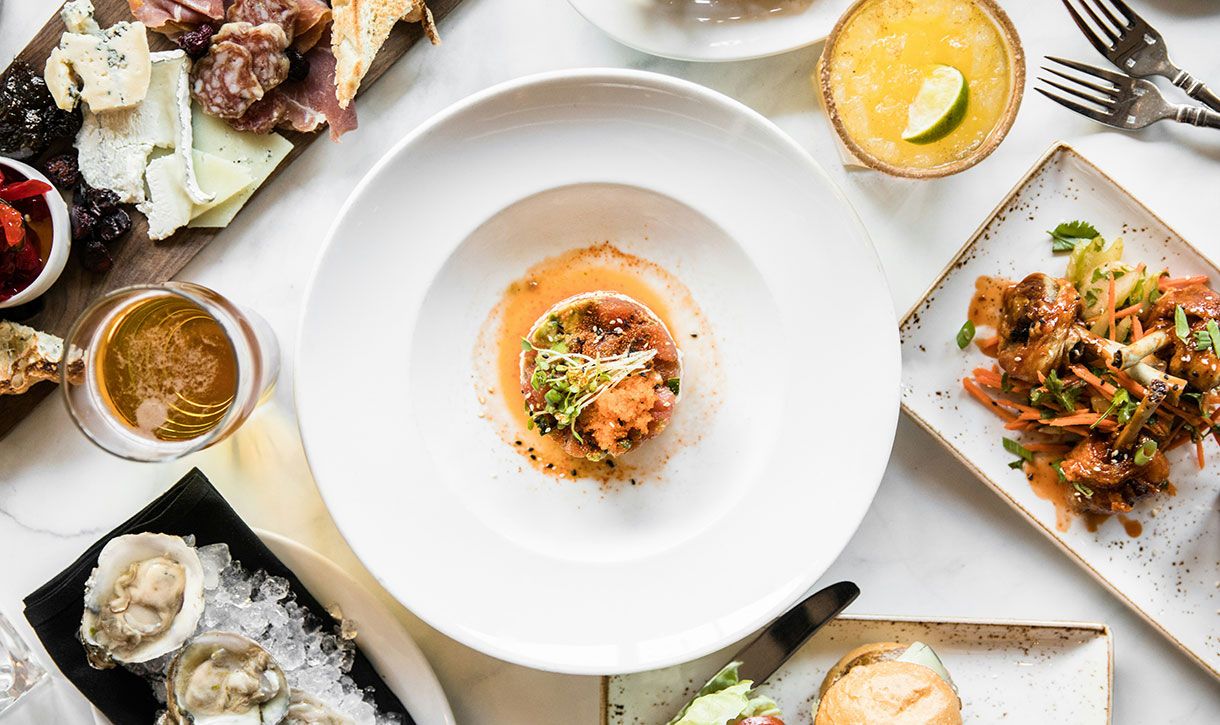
[76,51,205,205]
[189,112,293,228]
[190,150,254,219]
[138,154,194,241]
[44,0,150,113]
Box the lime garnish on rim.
[901,64,969,144]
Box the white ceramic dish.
[296,69,899,674]
[900,143,1219,679]
[0,157,70,309]
[568,0,855,62]
[604,615,1113,724]
[257,530,456,725]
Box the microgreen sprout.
[523,339,657,442]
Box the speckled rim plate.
[603,615,1113,724]
[899,142,1220,679]
[567,0,856,62]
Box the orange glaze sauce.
[969,275,1010,329]
[482,243,694,482]
[1024,454,1145,537]
[1025,454,1075,533]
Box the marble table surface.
[2,1,1219,723]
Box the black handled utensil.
[732,580,860,686]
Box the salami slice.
[191,40,264,119]
[227,0,300,43]
[214,22,291,93]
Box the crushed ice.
[125,542,403,725]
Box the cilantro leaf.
[1048,220,1100,252]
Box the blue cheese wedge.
[44,0,150,113]
[189,112,293,228]
[77,51,210,207]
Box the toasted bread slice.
[0,321,82,395]
[331,0,438,109]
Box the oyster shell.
[285,689,357,725]
[164,631,290,725]
[80,533,205,668]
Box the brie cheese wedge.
[139,153,194,241]
[77,51,210,207]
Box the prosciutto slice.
[293,0,333,52]
[230,37,357,142]
[128,0,225,32]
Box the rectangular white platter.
[602,615,1112,724]
[900,143,1219,678]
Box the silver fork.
[1037,56,1220,130]
[1060,0,1220,111]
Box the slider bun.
[818,641,908,700]
[813,660,962,725]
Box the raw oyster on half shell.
[80,533,205,668]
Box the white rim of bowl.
[295,67,899,674]
[0,157,70,309]
[565,0,831,63]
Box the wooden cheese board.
[0,0,461,440]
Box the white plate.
[257,530,456,725]
[900,143,1220,678]
[296,69,899,674]
[568,0,855,62]
[604,615,1113,724]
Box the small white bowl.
[0,157,70,309]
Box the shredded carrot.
[1131,315,1144,341]
[1196,438,1206,469]
[962,378,1017,422]
[1023,442,1073,454]
[1071,365,1117,397]
[1158,275,1208,291]
[1004,418,1031,430]
[1114,303,1142,319]
[1047,413,1103,427]
[972,368,1004,389]
[1106,273,1117,341]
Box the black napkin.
[23,468,413,725]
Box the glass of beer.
[61,282,279,461]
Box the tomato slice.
[732,718,786,725]
[0,201,26,248]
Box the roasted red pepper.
[0,179,52,202]
[0,199,25,248]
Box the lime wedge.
[902,65,969,145]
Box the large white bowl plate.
[296,69,899,674]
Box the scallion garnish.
[1174,305,1190,342]
[956,320,975,349]
[1003,437,1034,469]
[1134,439,1158,466]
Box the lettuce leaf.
[668,662,782,725]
